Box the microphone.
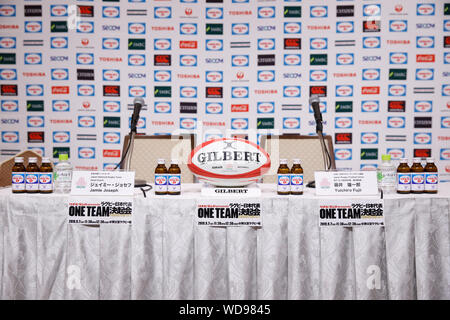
[309,95,323,133]
[130,97,144,133]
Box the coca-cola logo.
[103,149,120,158]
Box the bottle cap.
[279,159,287,164]
[171,159,178,165]
[399,158,408,163]
[59,153,69,161]
[42,157,51,163]
[293,158,301,164]
[426,157,434,163]
[29,157,37,163]
[14,157,24,162]
[413,157,421,163]
[157,159,165,164]
[381,154,391,161]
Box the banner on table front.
[196,198,262,227]
[318,199,384,227]
[68,196,133,225]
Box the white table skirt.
[0,184,449,300]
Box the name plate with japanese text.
[315,171,378,196]
[70,171,135,196]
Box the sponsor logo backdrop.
[0,0,449,180]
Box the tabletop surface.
[0,182,449,200]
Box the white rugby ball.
[188,138,271,187]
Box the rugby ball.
[188,138,271,186]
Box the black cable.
[113,135,132,170]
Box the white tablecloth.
[0,184,449,300]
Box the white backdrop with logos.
[0,0,449,180]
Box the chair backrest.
[121,134,195,183]
[0,150,43,187]
[259,134,336,184]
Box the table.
[0,184,449,300]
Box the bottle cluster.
[12,156,53,194]
[277,158,304,195]
[397,157,438,194]
[11,153,73,194]
[154,159,181,195]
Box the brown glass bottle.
[277,159,290,195]
[154,159,168,195]
[167,159,181,195]
[411,158,425,194]
[290,159,304,195]
[424,157,438,194]
[396,158,411,194]
[39,157,53,194]
[25,157,40,193]
[12,157,26,193]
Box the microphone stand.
[306,97,331,188]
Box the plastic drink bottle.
[54,153,73,194]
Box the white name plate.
[70,171,135,196]
[315,171,378,196]
[201,184,261,197]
